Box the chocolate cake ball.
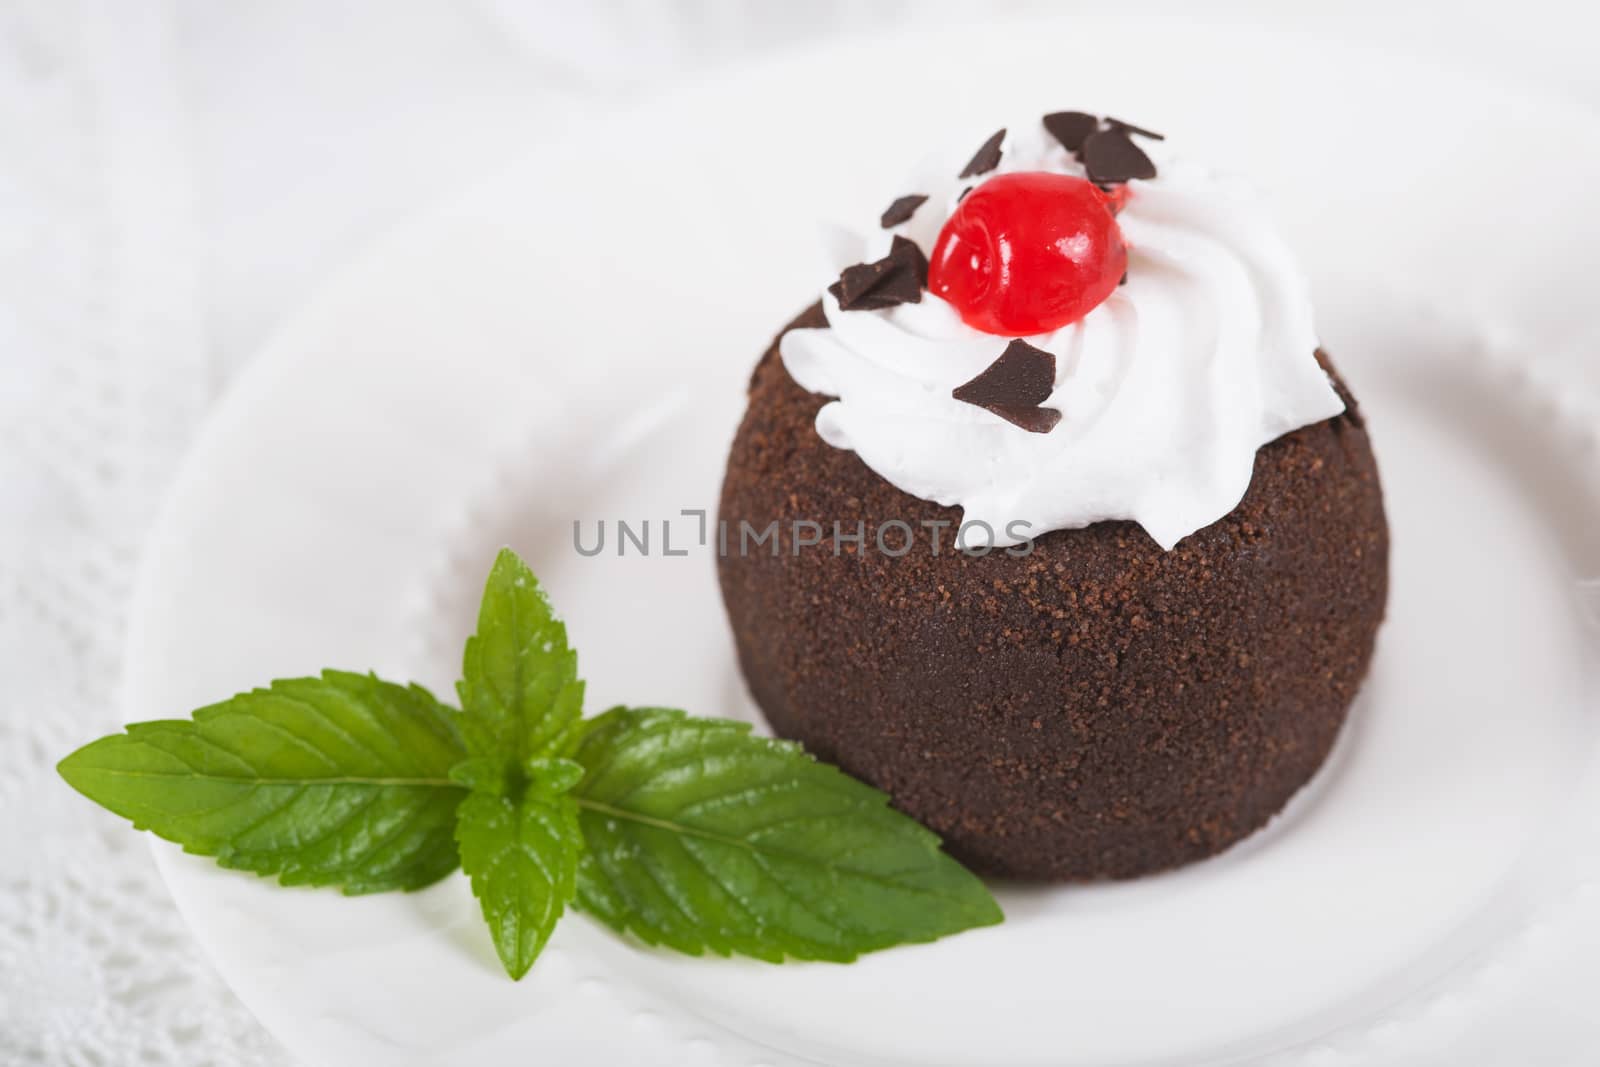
[717,305,1387,881]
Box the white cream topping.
[779,120,1344,550]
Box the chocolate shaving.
[955,339,1055,407]
[1105,116,1165,141]
[880,194,928,229]
[827,236,928,311]
[953,339,1060,433]
[958,128,1006,178]
[1082,128,1157,184]
[985,404,1063,434]
[1042,111,1099,153]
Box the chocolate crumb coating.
[717,304,1388,881]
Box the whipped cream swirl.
[779,120,1344,550]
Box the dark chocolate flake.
[953,339,1060,433]
[828,235,929,311]
[954,339,1056,407]
[1042,111,1099,153]
[986,404,1063,434]
[958,128,1006,179]
[1082,129,1157,184]
[1105,116,1165,141]
[879,194,929,229]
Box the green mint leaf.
[458,548,584,764]
[450,754,586,798]
[57,671,468,894]
[524,755,585,795]
[569,707,1003,962]
[450,756,512,795]
[454,760,584,980]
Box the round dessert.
[717,114,1388,881]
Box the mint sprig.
[59,549,1002,980]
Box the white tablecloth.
[2,2,1596,1063]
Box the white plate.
[127,15,1600,1067]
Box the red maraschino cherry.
[929,172,1128,335]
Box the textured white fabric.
[0,1,289,1063]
